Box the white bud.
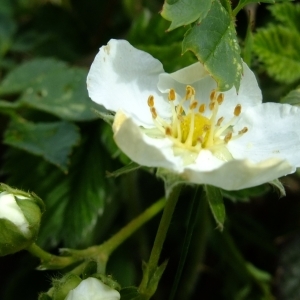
[65,278,120,300]
[0,184,44,256]
[0,192,30,236]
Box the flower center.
[147,85,248,160]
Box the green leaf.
[182,0,243,91]
[55,125,116,247]
[19,67,100,122]
[161,0,212,31]
[269,2,300,32]
[204,185,225,230]
[281,87,300,105]
[0,58,101,121]
[268,179,286,198]
[4,119,80,172]
[0,58,67,95]
[254,25,300,84]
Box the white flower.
[0,192,30,236]
[64,277,120,300]
[87,39,300,190]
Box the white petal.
[228,103,300,166]
[183,157,293,190]
[0,192,30,236]
[87,39,170,127]
[113,111,183,172]
[65,278,120,300]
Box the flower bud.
[65,277,120,300]
[0,184,44,256]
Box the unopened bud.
[64,277,120,300]
[0,184,44,256]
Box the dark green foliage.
[0,1,300,300]
[254,3,300,84]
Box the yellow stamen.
[210,90,216,101]
[168,89,176,101]
[224,132,233,143]
[234,104,242,116]
[217,117,224,126]
[150,107,157,119]
[217,93,224,105]
[145,85,248,159]
[165,127,172,136]
[190,101,198,110]
[147,95,154,107]
[199,104,205,113]
[238,127,248,135]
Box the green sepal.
[161,0,213,31]
[106,161,141,178]
[52,274,82,300]
[92,108,115,125]
[38,293,52,300]
[140,260,168,299]
[120,286,140,300]
[156,168,186,198]
[182,0,243,91]
[91,274,121,291]
[16,199,42,238]
[269,179,286,198]
[204,185,225,230]
[0,218,34,256]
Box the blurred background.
[0,0,300,299]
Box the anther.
[217,117,224,126]
[186,85,195,99]
[210,90,216,101]
[238,127,248,135]
[199,104,205,113]
[147,95,154,107]
[203,124,211,132]
[209,101,215,111]
[197,136,204,144]
[234,104,242,116]
[168,89,176,101]
[176,106,183,115]
[217,93,224,105]
[165,127,172,136]
[150,107,157,119]
[224,132,233,143]
[190,101,198,110]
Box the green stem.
[139,184,182,298]
[68,198,166,271]
[27,243,79,269]
[102,197,165,256]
